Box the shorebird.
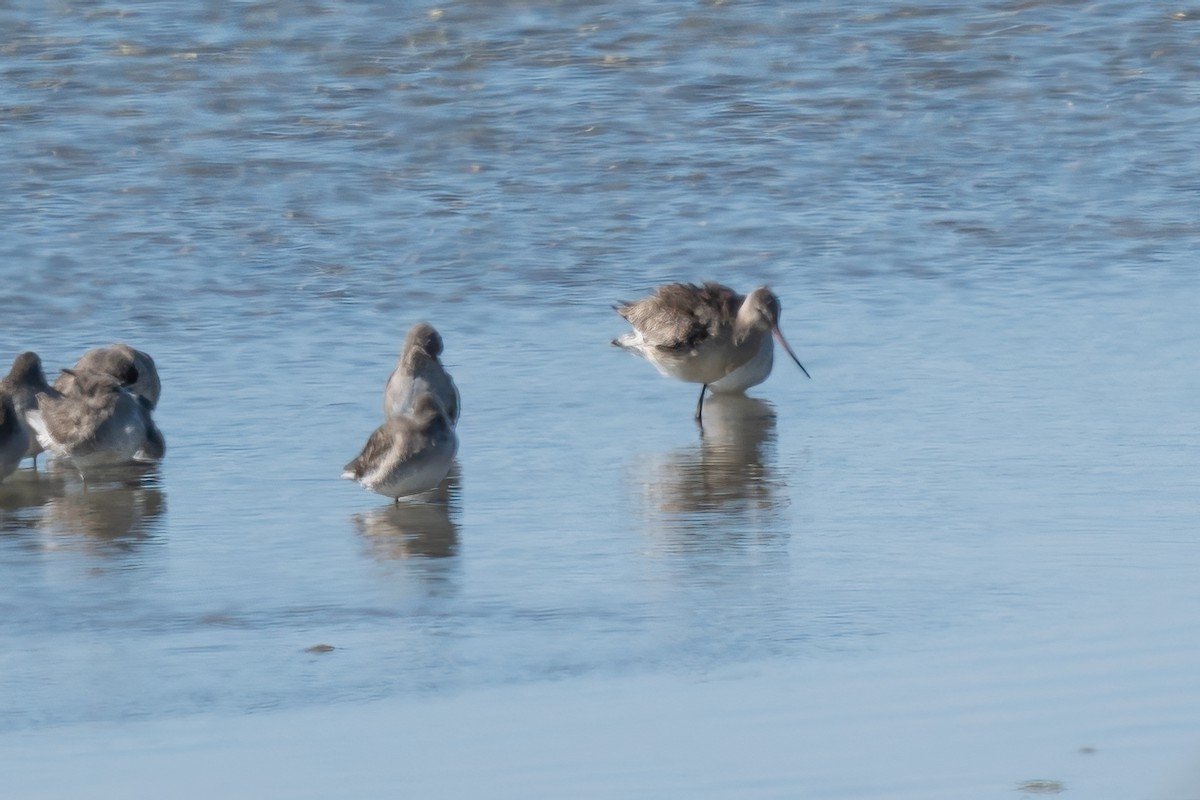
[343,392,458,502]
[0,392,29,483]
[0,352,60,467]
[54,345,165,461]
[54,343,161,411]
[613,282,810,423]
[383,322,460,427]
[30,368,153,470]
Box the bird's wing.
[343,418,421,478]
[616,282,740,351]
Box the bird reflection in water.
[0,462,166,552]
[352,465,461,560]
[634,394,788,547]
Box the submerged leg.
[694,383,708,424]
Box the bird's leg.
[694,384,708,425]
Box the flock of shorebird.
[0,282,808,502]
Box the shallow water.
[2,1,1200,795]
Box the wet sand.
[4,647,1198,800]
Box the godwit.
[29,369,153,470]
[383,322,460,427]
[342,392,458,501]
[613,282,809,423]
[54,344,165,461]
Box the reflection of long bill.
[773,326,811,379]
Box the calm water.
[2,1,1200,795]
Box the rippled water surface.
[2,1,1199,796]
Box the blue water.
[2,2,1199,795]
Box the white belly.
[709,337,773,394]
[364,434,457,499]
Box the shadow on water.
[632,394,789,549]
[0,462,166,551]
[351,463,461,561]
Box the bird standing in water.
[343,392,458,501]
[54,343,165,462]
[30,368,152,470]
[613,282,810,423]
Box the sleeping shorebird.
[343,392,458,502]
[54,343,161,411]
[0,392,29,483]
[54,344,165,461]
[30,369,154,471]
[0,352,61,467]
[613,282,810,423]
[383,322,460,427]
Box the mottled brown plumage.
[343,393,458,501]
[34,369,151,469]
[54,343,161,411]
[615,282,744,354]
[54,344,165,461]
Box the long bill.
[773,327,811,379]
